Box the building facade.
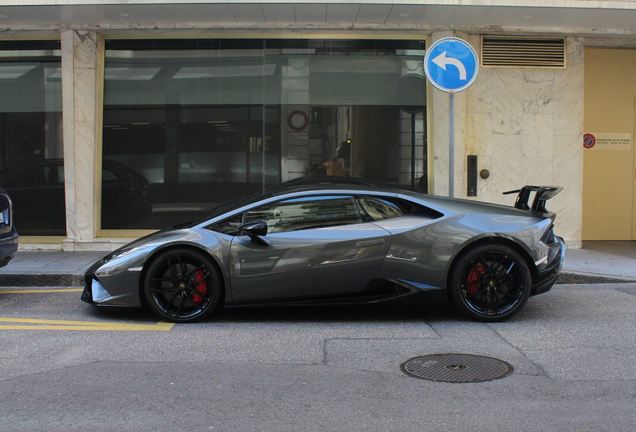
[1,1,635,250]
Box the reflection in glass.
[0,42,63,235]
[102,39,427,230]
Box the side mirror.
[238,220,270,246]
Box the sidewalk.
[0,251,105,287]
[559,240,636,282]
[0,241,635,287]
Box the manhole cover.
[401,354,513,383]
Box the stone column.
[280,56,311,181]
[61,30,104,251]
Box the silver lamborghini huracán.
[82,182,565,323]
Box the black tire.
[450,244,532,322]
[144,248,222,323]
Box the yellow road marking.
[0,289,83,294]
[0,317,174,331]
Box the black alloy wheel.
[144,248,222,323]
[450,244,532,322]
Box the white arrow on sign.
[432,51,467,80]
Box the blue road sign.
[424,37,479,93]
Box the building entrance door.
[582,48,636,240]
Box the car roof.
[269,183,406,197]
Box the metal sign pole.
[423,37,479,199]
[449,91,455,198]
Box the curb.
[0,273,84,287]
[557,271,636,285]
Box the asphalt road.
[1,283,635,431]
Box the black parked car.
[0,159,152,235]
[0,187,19,268]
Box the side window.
[245,195,362,234]
[211,213,243,236]
[358,197,405,221]
[102,168,120,182]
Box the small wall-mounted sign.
[287,110,309,131]
[583,133,631,151]
[287,132,308,140]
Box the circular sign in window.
[287,110,309,131]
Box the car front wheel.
[144,248,222,323]
[450,244,532,322]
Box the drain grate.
[401,354,513,383]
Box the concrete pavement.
[0,240,635,286]
[1,281,636,431]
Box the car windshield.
[171,191,273,229]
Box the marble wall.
[431,33,584,247]
[48,30,584,251]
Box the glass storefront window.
[102,39,427,230]
[0,41,64,236]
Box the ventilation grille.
[481,37,565,68]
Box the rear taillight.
[541,225,556,244]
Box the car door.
[229,195,392,302]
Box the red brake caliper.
[192,269,207,304]
[466,263,484,294]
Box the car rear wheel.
[144,248,222,323]
[450,244,532,322]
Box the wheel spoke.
[462,278,485,289]
[505,261,515,274]
[494,289,500,313]
[150,286,177,293]
[167,257,180,280]
[501,291,523,300]
[495,253,509,271]
[182,289,207,308]
[469,260,486,278]
[187,272,210,288]
[177,255,187,277]
[505,281,524,291]
[476,255,493,274]
[151,277,174,283]
[186,265,206,279]
[188,288,211,306]
[173,294,186,317]
[465,286,489,298]
[163,289,181,315]
[181,288,198,305]
[500,275,524,290]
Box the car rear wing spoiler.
[503,186,563,213]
